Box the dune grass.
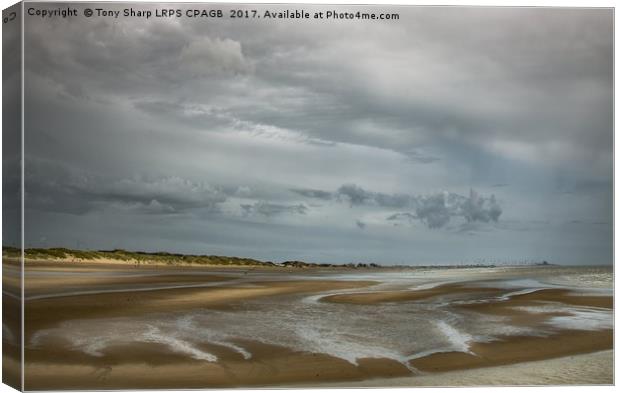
[3,246,277,267]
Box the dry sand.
[309,350,613,387]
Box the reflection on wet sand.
[21,261,613,389]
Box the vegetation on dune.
[2,246,277,267]
[2,246,20,258]
[3,247,390,268]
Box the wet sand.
[18,262,614,389]
[22,264,390,390]
[410,329,612,372]
[321,282,613,377]
[322,284,504,304]
[25,276,376,337]
[2,293,21,389]
[25,339,413,390]
[3,259,22,389]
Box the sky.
[13,4,613,265]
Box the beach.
[12,261,613,389]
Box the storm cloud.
[25,159,227,215]
[290,188,333,200]
[291,183,502,229]
[240,202,308,217]
[403,190,502,229]
[18,5,612,265]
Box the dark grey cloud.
[292,183,503,229]
[337,184,374,206]
[25,11,253,102]
[387,212,417,223]
[218,8,612,182]
[414,194,453,229]
[19,5,612,264]
[25,159,227,215]
[336,184,413,209]
[290,188,332,200]
[385,190,502,230]
[373,192,416,210]
[461,190,502,224]
[240,201,308,217]
[25,6,612,174]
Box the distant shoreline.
[2,246,564,269]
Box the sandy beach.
[14,261,614,389]
[310,350,614,387]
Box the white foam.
[174,315,252,360]
[142,325,218,362]
[435,320,473,354]
[543,271,612,289]
[501,287,544,298]
[510,304,613,332]
[80,338,109,357]
[409,281,453,291]
[294,324,408,367]
[213,340,252,360]
[31,317,229,362]
[301,288,363,304]
[405,320,478,363]
[546,309,613,331]
[29,321,110,357]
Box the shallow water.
[27,266,613,369]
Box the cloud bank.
[18,5,612,265]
